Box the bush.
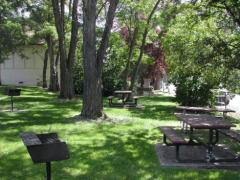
[73,60,124,96]
[73,61,84,95]
[174,76,214,106]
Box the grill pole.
[11,96,13,111]
[46,162,51,180]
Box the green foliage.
[0,1,28,61]
[73,32,128,96]
[73,59,84,95]
[175,75,214,106]
[162,2,240,105]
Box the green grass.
[0,86,240,179]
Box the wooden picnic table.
[176,106,235,118]
[114,90,132,104]
[114,90,132,94]
[175,113,236,162]
[176,106,214,113]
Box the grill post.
[11,96,13,111]
[46,162,51,180]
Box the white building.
[0,45,52,86]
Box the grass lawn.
[0,86,240,180]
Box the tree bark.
[42,48,48,88]
[130,0,161,91]
[51,0,79,99]
[123,26,138,89]
[47,35,59,91]
[81,0,98,118]
[81,0,119,119]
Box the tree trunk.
[81,0,99,118]
[154,71,161,90]
[42,48,48,88]
[130,0,161,91]
[123,26,138,89]
[47,35,59,92]
[55,50,60,91]
[81,0,119,119]
[51,0,79,99]
[0,64,2,85]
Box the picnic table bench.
[159,127,188,161]
[218,129,240,143]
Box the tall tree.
[51,0,79,99]
[81,0,119,119]
[28,0,59,90]
[130,0,161,90]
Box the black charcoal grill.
[20,132,70,180]
[7,88,21,111]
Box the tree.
[0,1,27,62]
[162,2,237,105]
[51,0,80,99]
[129,0,161,90]
[81,0,119,119]
[28,0,59,90]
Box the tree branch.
[96,0,119,68]
[96,0,108,19]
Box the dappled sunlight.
[0,87,240,179]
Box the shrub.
[174,76,214,106]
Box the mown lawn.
[0,86,240,180]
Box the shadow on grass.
[126,95,177,121]
[1,87,240,179]
[1,123,240,179]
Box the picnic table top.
[175,113,236,129]
[114,90,132,94]
[176,106,214,112]
[176,106,235,113]
[215,108,235,113]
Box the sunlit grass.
[0,86,239,179]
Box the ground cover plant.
[0,86,240,180]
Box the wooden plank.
[159,127,187,144]
[175,113,235,129]
[176,106,214,113]
[218,129,240,142]
[114,90,132,94]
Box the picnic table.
[114,90,132,104]
[175,113,237,162]
[108,90,139,107]
[176,106,235,118]
[176,106,214,113]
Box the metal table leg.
[11,96,13,112]
[188,127,194,143]
[206,129,215,162]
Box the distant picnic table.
[108,90,139,107]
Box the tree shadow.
[1,123,238,179]
[126,95,177,121]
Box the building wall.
[227,94,240,114]
[0,45,54,86]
